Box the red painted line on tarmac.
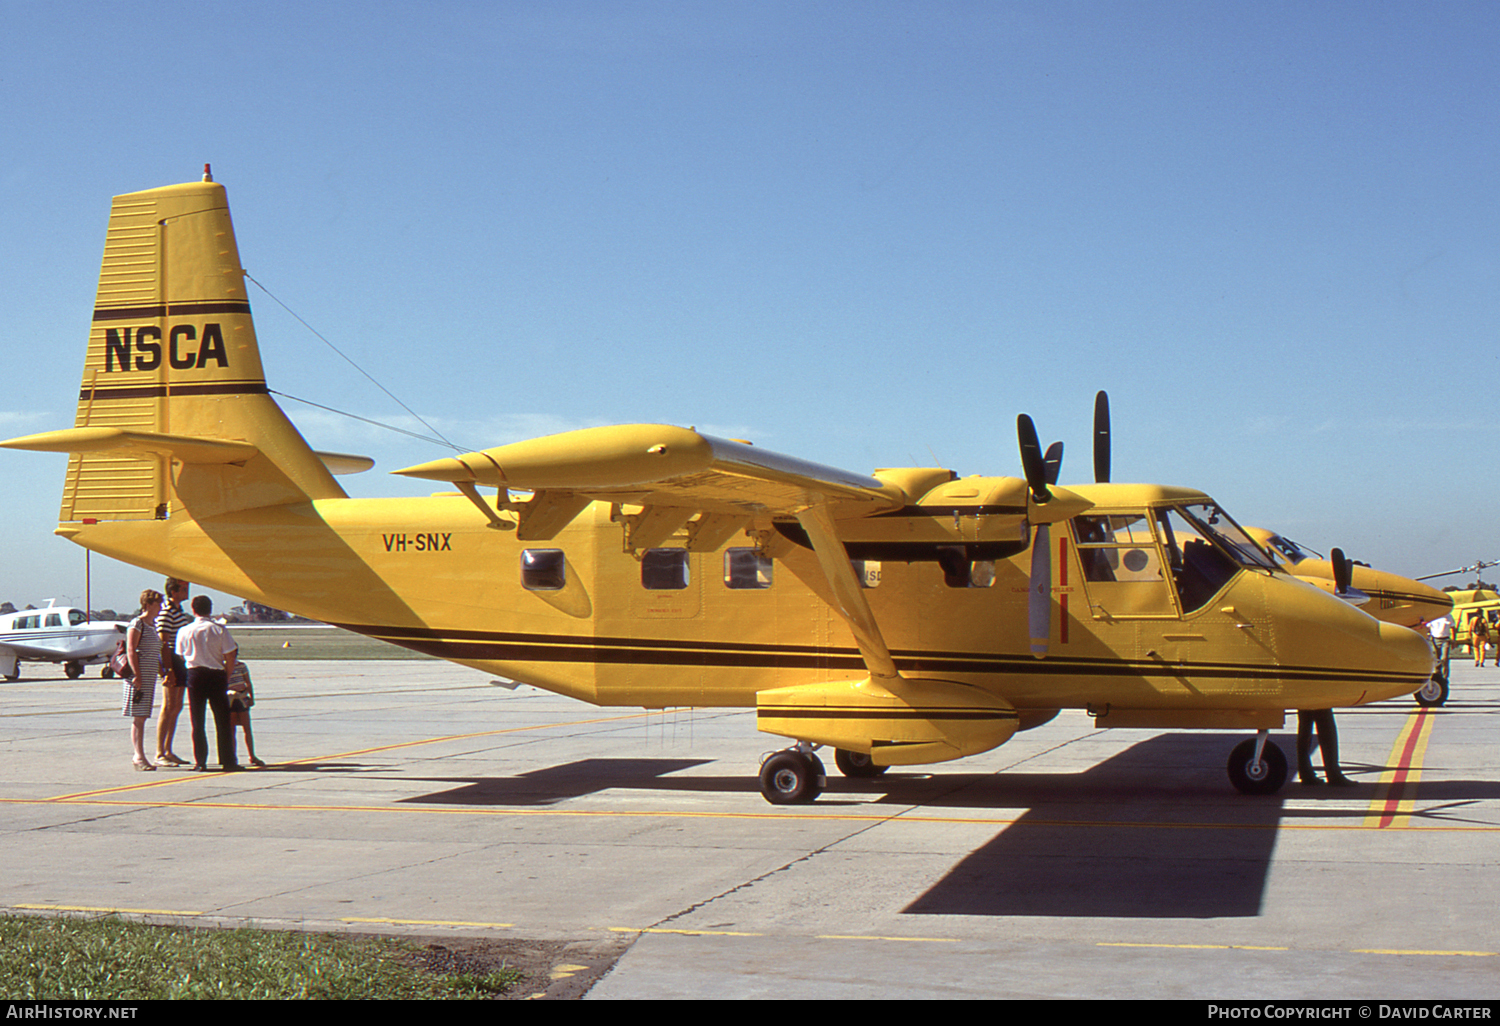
[1374,708,1431,828]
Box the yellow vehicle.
[1444,589,1500,654]
[1,174,1434,801]
[1243,528,1452,628]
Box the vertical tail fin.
[23,177,345,522]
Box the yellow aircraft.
[2,174,1435,801]
[1242,528,1452,630]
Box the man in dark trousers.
[176,595,241,772]
[1297,709,1353,786]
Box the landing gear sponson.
[764,734,1294,802]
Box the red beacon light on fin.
[202,163,213,182]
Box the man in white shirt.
[1427,613,1455,686]
[176,595,240,772]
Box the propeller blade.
[1093,390,1111,484]
[1017,414,1050,504]
[1029,524,1051,658]
[1043,441,1064,486]
[1332,547,1352,595]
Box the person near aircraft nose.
[1471,611,1490,667]
[1297,709,1353,786]
[177,595,240,772]
[124,589,163,770]
[154,578,193,766]
[1428,613,1453,674]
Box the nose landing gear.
[1227,730,1288,795]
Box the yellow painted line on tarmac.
[1099,942,1289,951]
[1352,948,1498,958]
[1364,707,1436,829]
[816,933,959,943]
[14,903,203,916]
[6,791,1500,832]
[611,926,764,937]
[344,917,515,929]
[40,710,658,803]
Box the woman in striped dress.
[124,589,163,770]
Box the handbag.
[110,639,134,680]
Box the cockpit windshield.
[1171,503,1278,571]
[1263,533,1319,566]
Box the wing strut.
[794,501,901,681]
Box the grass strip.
[0,915,521,1000]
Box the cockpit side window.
[1071,514,1177,617]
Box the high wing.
[395,424,908,533]
[396,423,1091,689]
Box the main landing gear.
[758,745,892,804]
[1227,730,1288,795]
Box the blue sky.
[2,0,1498,611]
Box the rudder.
[41,173,344,522]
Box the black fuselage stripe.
[79,382,269,400]
[333,623,1426,684]
[761,709,1020,721]
[93,302,252,320]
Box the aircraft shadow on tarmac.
[393,758,717,806]
[386,734,1288,917]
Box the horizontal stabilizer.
[314,450,375,475]
[1,427,259,465]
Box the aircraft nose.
[1376,619,1436,688]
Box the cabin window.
[68,610,87,626]
[724,548,772,589]
[641,549,690,590]
[45,614,62,627]
[17,616,39,630]
[521,549,567,591]
[1072,514,1177,617]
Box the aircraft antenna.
[244,272,464,452]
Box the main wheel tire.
[834,748,888,778]
[101,665,115,679]
[1227,737,1288,795]
[1415,676,1448,707]
[63,661,83,680]
[760,751,824,805]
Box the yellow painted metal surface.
[1,177,1438,770]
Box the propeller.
[1017,414,1051,504]
[1043,441,1064,487]
[1093,390,1111,484]
[1017,414,1054,657]
[1331,548,1353,596]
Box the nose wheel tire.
[760,750,825,805]
[1415,676,1448,707]
[1227,737,1287,795]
